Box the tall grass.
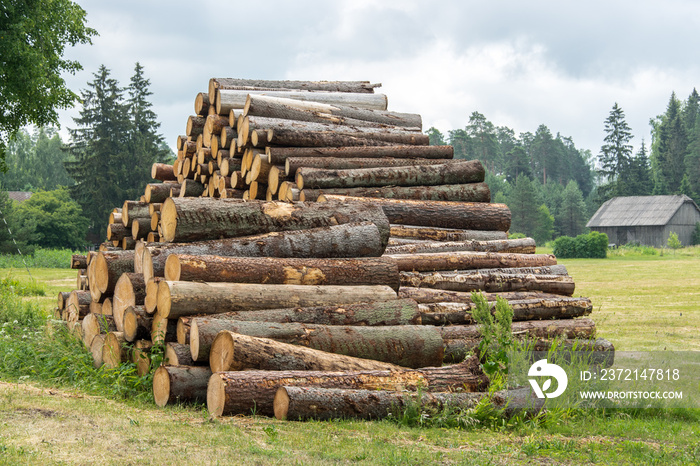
[0,248,84,269]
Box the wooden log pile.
[55,78,611,422]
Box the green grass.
[0,249,699,465]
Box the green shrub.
[553,231,608,258]
[0,247,82,269]
[508,232,526,239]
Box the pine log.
[285,157,454,175]
[57,291,71,310]
[195,92,210,116]
[219,157,242,177]
[274,386,542,421]
[209,79,380,99]
[319,195,511,231]
[132,340,153,376]
[300,183,491,203]
[142,222,386,282]
[153,365,212,407]
[428,265,569,276]
[102,331,128,369]
[186,115,206,137]
[151,163,177,182]
[159,198,390,245]
[164,342,202,367]
[106,270,142,330]
[123,305,152,342]
[207,356,487,417]
[107,223,129,242]
[390,225,508,242]
[210,331,405,373]
[158,281,397,320]
[101,298,112,316]
[122,201,150,228]
[386,251,556,273]
[164,255,400,290]
[189,319,443,367]
[400,271,576,295]
[266,129,400,148]
[150,313,177,344]
[65,290,91,323]
[145,183,176,204]
[144,277,162,314]
[399,288,556,304]
[71,254,87,270]
[267,145,453,165]
[90,334,106,368]
[384,238,536,255]
[131,219,151,241]
[178,179,205,197]
[81,313,116,348]
[418,297,592,325]
[244,94,420,128]
[216,89,388,114]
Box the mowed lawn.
[0,253,699,465]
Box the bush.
[0,247,81,269]
[553,231,608,258]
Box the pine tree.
[558,180,588,237]
[65,65,131,240]
[425,127,446,146]
[621,140,652,196]
[504,146,531,183]
[599,103,633,183]
[465,112,499,173]
[507,175,542,237]
[651,93,689,194]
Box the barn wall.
[591,226,667,247]
[665,203,700,246]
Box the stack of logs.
[58,78,612,421]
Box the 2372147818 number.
[597,368,681,381]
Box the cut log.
[90,334,106,368]
[267,145,453,165]
[123,305,152,342]
[122,201,150,228]
[195,92,210,116]
[417,297,593,325]
[244,94,420,128]
[145,183,177,204]
[296,160,483,190]
[131,219,151,241]
[107,223,129,242]
[210,331,404,372]
[385,251,557,273]
[186,115,206,137]
[101,298,112,316]
[142,222,387,282]
[299,183,491,203]
[159,198,390,246]
[209,79,380,98]
[266,129,399,148]
[157,281,397,320]
[417,265,568,277]
[65,290,91,323]
[384,238,537,255]
[216,89,388,114]
[81,313,116,348]
[132,340,153,376]
[71,254,87,269]
[164,255,399,290]
[189,319,443,367]
[274,386,542,421]
[389,225,508,242]
[93,251,134,295]
[319,195,511,231]
[285,157,454,175]
[110,272,145,332]
[178,179,205,197]
[153,365,212,407]
[398,288,556,304]
[57,291,71,310]
[151,163,177,182]
[400,271,576,295]
[164,342,202,367]
[207,356,487,417]
[102,331,128,369]
[150,313,177,344]
[144,277,162,314]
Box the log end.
[176,318,188,345]
[123,307,138,342]
[209,330,235,373]
[156,281,172,318]
[93,253,109,294]
[206,373,226,417]
[273,387,290,420]
[164,254,181,281]
[153,365,171,407]
[90,334,105,369]
[144,279,159,315]
[102,332,124,369]
[160,198,178,243]
[189,320,201,361]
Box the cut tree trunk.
[151,163,177,182]
[389,225,508,242]
[216,89,388,114]
[319,195,511,232]
[207,356,487,417]
[178,179,206,197]
[157,281,397,319]
[159,198,390,246]
[285,156,452,174]
[107,223,129,242]
[150,313,177,344]
[189,319,443,367]
[71,255,87,269]
[132,340,153,376]
[163,255,399,290]
[265,129,400,148]
[274,386,542,421]
[417,297,592,325]
[244,94,421,128]
[384,238,536,255]
[164,342,203,367]
[65,290,91,323]
[90,334,106,369]
[142,222,387,282]
[145,183,177,204]
[131,220,151,241]
[102,332,128,369]
[144,277,162,314]
[418,265,569,277]
[122,305,152,342]
[111,272,145,331]
[266,145,454,165]
[299,183,491,203]
[209,331,404,372]
[398,288,557,304]
[385,251,557,273]
[153,365,212,407]
[208,79,380,99]
[400,271,576,295]
[122,201,150,228]
[81,313,116,348]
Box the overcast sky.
[58,0,700,157]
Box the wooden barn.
[586,195,700,247]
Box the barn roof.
[6,191,32,203]
[586,195,700,228]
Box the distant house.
[586,195,700,247]
[6,191,33,203]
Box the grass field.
[0,251,699,465]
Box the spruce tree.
[465,111,499,173]
[425,127,446,146]
[599,103,633,184]
[651,93,689,194]
[558,180,588,237]
[507,175,542,237]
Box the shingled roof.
[586,195,699,228]
[6,191,32,203]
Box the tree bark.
[159,198,390,246]
[65,290,91,323]
[111,272,145,331]
[132,340,153,376]
[216,89,388,114]
[163,255,399,291]
[210,331,405,373]
[384,238,536,255]
[150,313,177,344]
[265,128,402,148]
[267,145,453,165]
[207,356,487,417]
[107,223,129,242]
[189,319,443,367]
[299,183,491,203]
[285,156,455,175]
[153,365,212,407]
[319,195,511,232]
[400,271,576,295]
[102,331,128,369]
[208,78,380,98]
[186,115,206,137]
[122,305,152,342]
[195,92,210,116]
[385,251,557,273]
[122,201,150,228]
[81,313,116,348]
[145,183,177,203]
[178,179,205,197]
[157,281,397,319]
[151,163,177,182]
[389,225,508,242]
[274,386,541,421]
[398,288,558,304]
[71,255,87,269]
[164,342,203,367]
[417,297,592,325]
[244,94,420,128]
